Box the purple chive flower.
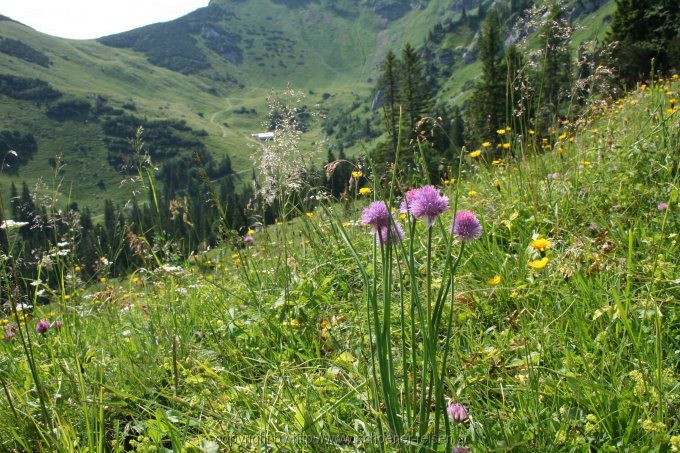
[447,402,469,423]
[409,185,449,228]
[52,320,63,330]
[244,234,254,245]
[374,222,405,246]
[399,188,420,216]
[451,210,483,241]
[658,202,668,211]
[361,201,391,229]
[36,320,50,334]
[452,447,470,453]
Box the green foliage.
[45,100,92,121]
[0,74,61,103]
[0,37,50,67]
[607,0,680,82]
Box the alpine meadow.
[0,0,679,451]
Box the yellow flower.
[672,74,679,79]
[482,141,492,148]
[469,150,482,158]
[579,160,591,167]
[467,190,478,196]
[247,228,256,235]
[358,187,372,195]
[99,277,108,283]
[558,133,567,140]
[497,129,506,135]
[351,171,363,178]
[442,179,455,185]
[75,265,81,272]
[530,238,552,252]
[399,213,407,221]
[502,143,511,149]
[528,129,535,135]
[305,212,313,218]
[568,136,575,142]
[342,222,350,228]
[493,179,501,191]
[528,257,549,270]
[487,275,501,285]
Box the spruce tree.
[467,9,506,142]
[400,43,432,141]
[536,3,572,128]
[377,51,401,158]
[608,0,680,83]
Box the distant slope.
[0,0,614,212]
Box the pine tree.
[377,50,401,157]
[536,3,573,128]
[400,43,432,141]
[608,0,680,83]
[467,9,506,142]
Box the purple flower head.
[244,234,254,245]
[399,188,420,215]
[658,202,668,211]
[374,221,405,246]
[409,185,449,228]
[452,447,470,453]
[361,201,391,229]
[447,402,469,423]
[547,172,560,180]
[36,320,50,334]
[52,320,63,330]
[451,210,483,242]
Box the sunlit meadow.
[0,78,679,451]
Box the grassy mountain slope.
[1,76,677,451]
[0,0,614,212]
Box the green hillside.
[0,0,615,212]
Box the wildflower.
[502,143,511,149]
[531,238,552,252]
[247,228,256,235]
[99,277,107,283]
[497,129,506,135]
[528,257,549,269]
[351,170,363,179]
[492,159,502,165]
[482,141,492,148]
[487,275,501,285]
[493,180,501,191]
[244,234,254,245]
[547,172,560,180]
[52,320,63,330]
[374,222,405,246]
[409,185,449,228]
[467,190,477,196]
[658,202,668,211]
[447,402,468,423]
[558,133,567,140]
[452,447,469,453]
[36,320,50,334]
[75,265,81,272]
[442,179,455,185]
[358,187,372,196]
[469,150,482,158]
[528,129,535,135]
[305,212,313,218]
[451,210,482,242]
[399,188,420,217]
[361,201,390,230]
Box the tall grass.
[0,78,678,451]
